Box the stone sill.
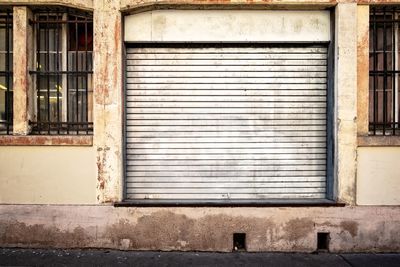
[358,136,400,147]
[0,135,93,146]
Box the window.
[0,10,12,135]
[369,6,400,135]
[30,9,93,135]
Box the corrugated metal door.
[125,44,327,201]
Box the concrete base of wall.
[0,205,399,252]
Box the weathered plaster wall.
[93,0,123,203]
[0,147,96,204]
[335,3,358,204]
[357,147,400,205]
[124,10,331,42]
[12,6,32,135]
[357,5,369,136]
[0,205,399,252]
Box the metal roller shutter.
[125,44,327,201]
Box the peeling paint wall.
[93,0,123,203]
[0,147,96,204]
[0,0,400,253]
[0,205,400,252]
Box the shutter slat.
[125,45,328,201]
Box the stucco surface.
[335,3,358,204]
[124,10,331,42]
[0,147,96,204]
[357,5,369,136]
[357,147,400,205]
[93,0,123,203]
[0,205,399,252]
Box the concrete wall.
[357,147,400,205]
[0,147,96,204]
[0,205,399,252]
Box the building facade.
[0,0,399,252]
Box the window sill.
[0,135,93,146]
[358,136,400,147]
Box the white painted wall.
[124,10,331,42]
[357,147,400,205]
[0,147,97,204]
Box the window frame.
[369,6,400,136]
[30,9,93,135]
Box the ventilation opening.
[317,232,330,251]
[233,233,246,252]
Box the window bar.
[75,16,79,134]
[66,16,69,134]
[36,17,42,134]
[80,25,84,133]
[46,12,51,134]
[393,9,400,134]
[382,8,388,135]
[373,8,378,135]
[392,8,396,135]
[5,11,11,134]
[85,17,88,134]
[56,13,60,134]
[397,12,400,131]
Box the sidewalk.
[1,248,399,267]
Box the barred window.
[0,11,13,135]
[369,6,400,135]
[31,9,93,135]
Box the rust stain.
[357,21,370,135]
[0,136,93,146]
[113,18,121,94]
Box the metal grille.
[0,10,13,135]
[370,6,400,135]
[125,44,328,201]
[30,10,93,135]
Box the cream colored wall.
[357,147,400,205]
[0,147,97,204]
[124,10,331,42]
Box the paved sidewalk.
[0,248,399,267]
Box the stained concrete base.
[1,205,400,252]
[1,249,400,267]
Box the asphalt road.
[0,248,399,267]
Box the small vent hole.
[317,232,330,251]
[233,233,246,252]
